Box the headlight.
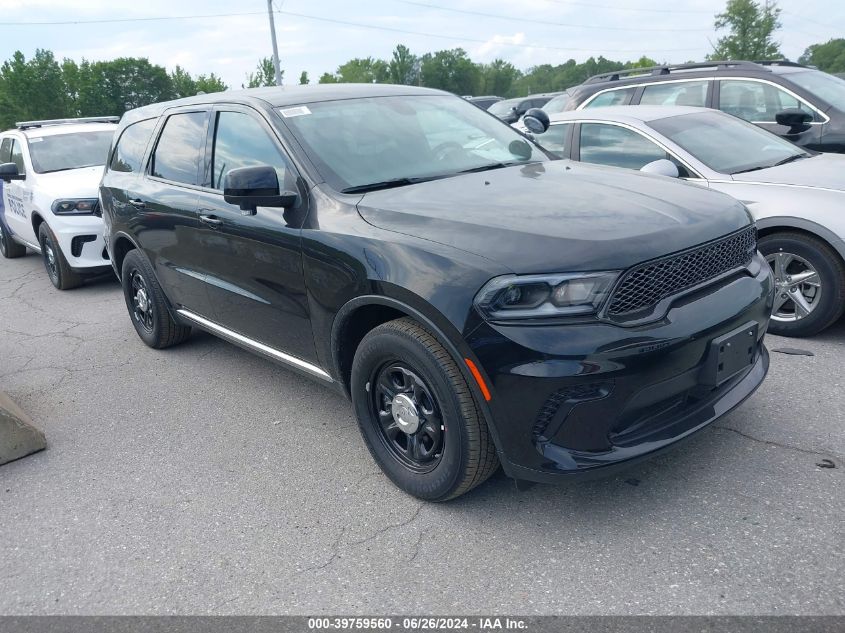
[474,272,619,320]
[51,199,98,215]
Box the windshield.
[488,99,520,116]
[648,111,807,175]
[543,94,571,114]
[280,95,546,192]
[786,69,845,109]
[27,130,114,173]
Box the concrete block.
[0,392,46,465]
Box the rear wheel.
[38,223,82,290]
[351,318,499,501]
[759,232,845,337]
[121,249,191,349]
[0,221,26,258]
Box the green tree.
[318,72,338,84]
[389,44,418,85]
[170,65,196,98]
[709,0,782,61]
[477,59,520,96]
[335,57,389,83]
[76,58,174,117]
[246,57,280,88]
[298,71,309,85]
[419,48,479,95]
[799,39,845,73]
[0,49,72,128]
[194,73,227,93]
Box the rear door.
[133,107,216,316]
[192,104,316,362]
[2,136,36,246]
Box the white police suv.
[0,117,117,289]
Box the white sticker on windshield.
[29,137,43,142]
[280,106,312,118]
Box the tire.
[0,220,27,258]
[121,249,191,349]
[759,231,845,337]
[38,223,83,290]
[351,317,499,501]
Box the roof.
[546,105,713,124]
[122,83,449,124]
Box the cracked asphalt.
[0,252,843,615]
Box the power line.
[0,10,267,26]
[396,0,712,32]
[275,9,704,53]
[539,0,714,14]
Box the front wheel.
[38,223,82,290]
[759,232,845,337]
[351,318,499,501]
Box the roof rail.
[584,60,766,84]
[16,116,119,130]
[753,60,808,68]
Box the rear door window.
[150,111,207,185]
[640,81,708,106]
[110,119,157,173]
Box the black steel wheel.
[0,221,26,258]
[121,249,191,349]
[38,223,83,290]
[372,362,445,473]
[351,317,499,501]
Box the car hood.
[731,153,845,191]
[34,165,104,199]
[357,160,751,273]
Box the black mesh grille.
[606,226,757,318]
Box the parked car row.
[0,64,839,501]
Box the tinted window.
[10,140,25,175]
[151,112,207,185]
[719,80,815,123]
[212,111,288,190]
[543,94,571,114]
[579,123,666,169]
[280,95,546,192]
[0,137,11,164]
[584,87,636,108]
[640,81,708,106]
[649,111,807,175]
[532,123,571,157]
[110,119,156,173]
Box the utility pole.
[267,0,283,86]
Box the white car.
[0,117,117,289]
[520,105,845,337]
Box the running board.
[176,309,333,382]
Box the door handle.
[128,198,146,209]
[199,214,223,227]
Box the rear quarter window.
[110,119,157,173]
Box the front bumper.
[467,254,774,483]
[48,215,110,271]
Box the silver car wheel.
[766,251,822,323]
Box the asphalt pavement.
[0,252,843,615]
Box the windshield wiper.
[341,176,440,194]
[771,154,809,167]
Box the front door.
[193,105,316,363]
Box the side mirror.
[775,109,812,133]
[522,108,550,134]
[0,162,24,182]
[640,159,679,178]
[223,165,298,215]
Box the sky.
[0,0,841,89]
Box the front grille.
[606,226,757,318]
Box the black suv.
[99,85,773,500]
[488,92,563,123]
[564,61,845,152]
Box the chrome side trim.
[709,179,845,194]
[176,309,333,382]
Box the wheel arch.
[756,217,845,266]
[110,232,141,281]
[30,212,46,240]
[330,295,503,456]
